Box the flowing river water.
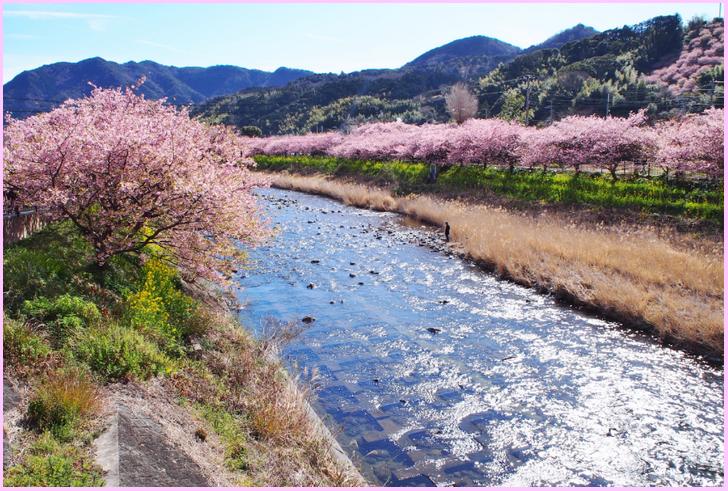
[235,188,724,487]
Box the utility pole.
[549,97,554,124]
[524,76,532,125]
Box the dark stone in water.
[307,283,316,289]
[311,259,320,264]
[427,327,442,334]
[330,300,335,304]
[358,282,364,286]
[399,399,407,404]
[439,300,449,304]
[302,316,316,324]
[373,379,380,384]
[350,262,356,265]
[349,273,356,278]
[369,270,379,275]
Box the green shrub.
[26,368,99,441]
[21,294,101,346]
[3,317,51,366]
[100,253,143,298]
[3,222,92,312]
[3,432,104,486]
[71,323,173,381]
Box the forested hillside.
[192,26,597,134]
[479,15,723,123]
[195,14,723,135]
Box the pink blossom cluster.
[521,111,654,178]
[4,84,269,282]
[644,21,724,94]
[245,131,343,156]
[654,108,725,178]
[251,109,724,179]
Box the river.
[235,188,724,486]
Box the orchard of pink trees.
[246,108,724,179]
[3,84,268,282]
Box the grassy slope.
[2,222,361,487]
[254,155,724,224]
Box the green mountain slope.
[193,27,599,134]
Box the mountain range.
[4,15,723,134]
[3,58,312,116]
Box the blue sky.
[2,2,722,82]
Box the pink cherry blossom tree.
[655,107,724,179]
[3,84,268,282]
[246,109,722,181]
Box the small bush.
[21,294,101,346]
[26,368,99,441]
[3,317,51,366]
[71,323,173,381]
[3,432,104,486]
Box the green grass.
[3,317,52,367]
[196,403,249,471]
[254,155,724,223]
[70,323,174,381]
[3,432,104,487]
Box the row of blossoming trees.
[245,108,724,181]
[3,85,267,282]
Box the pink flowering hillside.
[644,19,724,94]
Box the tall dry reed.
[264,172,724,357]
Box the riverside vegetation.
[2,85,361,486]
[3,222,361,486]
[255,154,723,224]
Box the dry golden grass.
[265,172,724,357]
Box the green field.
[254,155,724,224]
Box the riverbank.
[260,171,723,363]
[2,222,364,486]
[254,155,724,240]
